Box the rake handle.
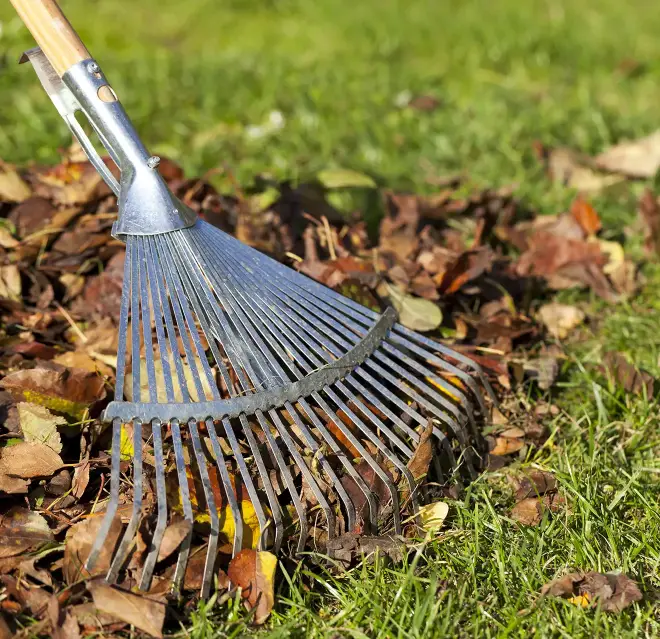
[10,0,90,76]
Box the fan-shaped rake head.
[85,221,497,598]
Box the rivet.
[87,61,100,74]
[147,155,161,169]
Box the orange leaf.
[227,549,277,624]
[570,197,601,236]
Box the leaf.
[490,437,524,456]
[570,197,601,235]
[156,519,193,562]
[227,549,277,625]
[595,130,660,178]
[386,283,442,332]
[0,442,63,493]
[543,146,625,192]
[0,366,106,419]
[541,571,642,613]
[418,501,449,533]
[514,470,557,501]
[62,513,123,584]
[17,402,65,454]
[0,265,21,301]
[89,583,166,638]
[601,352,655,396]
[327,533,407,567]
[406,420,434,482]
[638,189,660,257]
[317,168,377,189]
[0,507,53,558]
[510,498,544,525]
[538,303,585,340]
[0,162,31,202]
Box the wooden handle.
[10,0,90,76]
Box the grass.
[1,0,660,636]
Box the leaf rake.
[12,0,497,599]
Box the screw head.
[87,61,100,74]
[146,155,161,169]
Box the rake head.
[18,37,497,600]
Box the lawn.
[1,0,659,637]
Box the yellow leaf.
[568,593,591,608]
[418,501,449,533]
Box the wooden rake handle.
[10,0,90,76]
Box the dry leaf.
[510,498,544,525]
[514,470,557,500]
[538,303,585,340]
[595,130,660,178]
[601,352,654,396]
[0,162,31,202]
[0,508,53,558]
[418,501,449,533]
[0,442,63,493]
[544,146,624,192]
[0,366,106,419]
[570,197,601,235]
[227,549,277,625]
[156,519,193,562]
[406,420,434,482]
[63,513,123,584]
[89,582,166,638]
[638,189,660,257]
[541,571,642,612]
[0,265,21,302]
[17,402,65,454]
[327,533,407,567]
[490,437,524,456]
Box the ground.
[0,0,659,636]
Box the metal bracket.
[20,47,120,196]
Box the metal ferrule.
[22,49,197,239]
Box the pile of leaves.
[0,147,651,636]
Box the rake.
[12,0,496,599]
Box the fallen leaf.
[63,513,123,584]
[0,162,31,202]
[490,437,524,456]
[59,273,86,303]
[0,508,53,558]
[0,366,106,419]
[541,146,624,192]
[0,265,21,301]
[538,303,585,340]
[327,533,407,567]
[53,351,113,378]
[570,197,601,235]
[17,402,65,454]
[406,420,434,482]
[601,352,655,396]
[541,571,642,612]
[595,130,660,178]
[0,442,62,493]
[227,549,277,625]
[638,189,660,257]
[510,498,544,525]
[89,582,165,638]
[386,283,442,332]
[156,519,193,562]
[514,470,557,500]
[418,501,449,533]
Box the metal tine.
[188,232,381,532]
[170,419,194,593]
[107,237,145,582]
[154,238,254,583]
[188,418,219,599]
[86,234,132,573]
[177,261,348,545]
[155,240,267,556]
[139,418,167,590]
[168,235,284,551]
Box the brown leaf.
[156,518,193,562]
[0,508,53,558]
[490,437,524,456]
[406,420,434,482]
[601,352,655,396]
[510,498,544,525]
[638,189,660,257]
[227,549,277,625]
[595,130,660,178]
[0,161,31,202]
[327,533,407,567]
[540,145,624,192]
[570,197,601,235]
[0,366,106,419]
[31,161,102,206]
[8,196,55,238]
[0,265,21,302]
[63,513,123,584]
[89,582,165,638]
[541,571,642,612]
[74,250,125,319]
[514,470,557,501]
[0,442,63,493]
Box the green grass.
[2,0,660,636]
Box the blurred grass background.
[2,1,660,637]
